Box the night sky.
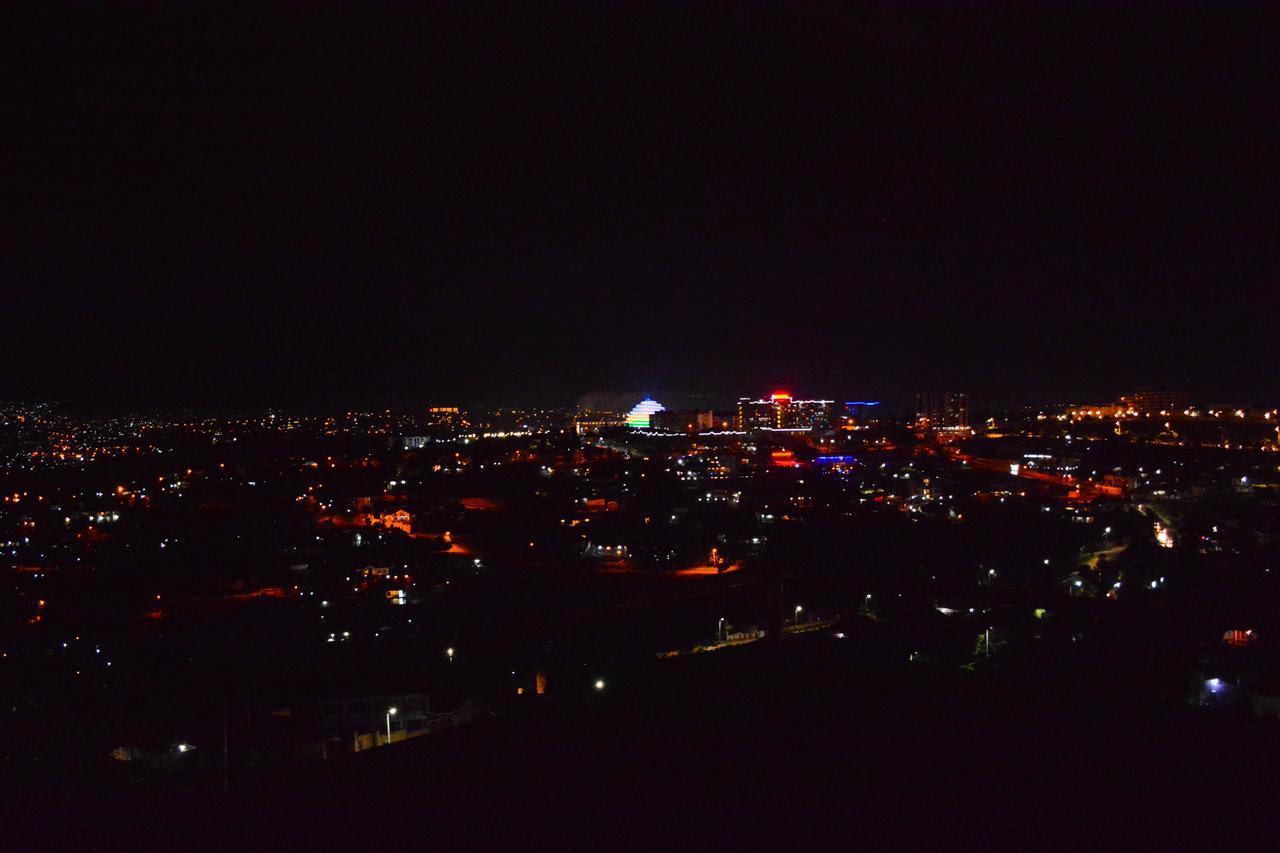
[6,4,1278,411]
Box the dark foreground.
[11,631,1280,851]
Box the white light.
[594,679,606,691]
[388,706,398,715]
[625,398,666,429]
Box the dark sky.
[6,3,1278,411]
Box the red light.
[770,392,791,401]
[770,450,799,468]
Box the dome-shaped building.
[625,398,666,429]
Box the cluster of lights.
[626,398,666,429]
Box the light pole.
[386,706,397,744]
[984,628,990,658]
[794,605,803,624]
[446,647,454,663]
[718,617,725,640]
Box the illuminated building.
[737,393,835,431]
[650,409,717,432]
[738,397,777,430]
[1118,390,1188,416]
[625,398,666,429]
[916,391,968,429]
[573,412,625,435]
[425,406,465,429]
[769,449,799,468]
[844,401,881,425]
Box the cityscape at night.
[7,3,1280,849]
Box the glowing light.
[625,398,666,429]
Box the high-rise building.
[650,409,718,432]
[1118,390,1188,415]
[738,397,778,430]
[737,392,836,431]
[916,391,968,428]
[844,401,881,425]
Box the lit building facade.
[425,406,465,429]
[625,398,666,429]
[916,391,968,429]
[573,412,625,435]
[650,409,719,432]
[844,401,881,425]
[737,393,836,431]
[1119,390,1188,416]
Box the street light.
[794,605,803,624]
[446,647,454,662]
[386,706,397,744]
[594,679,605,691]
[718,617,725,640]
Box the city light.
[625,398,666,429]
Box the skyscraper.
[916,391,968,428]
[737,393,836,431]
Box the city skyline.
[5,5,1279,844]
